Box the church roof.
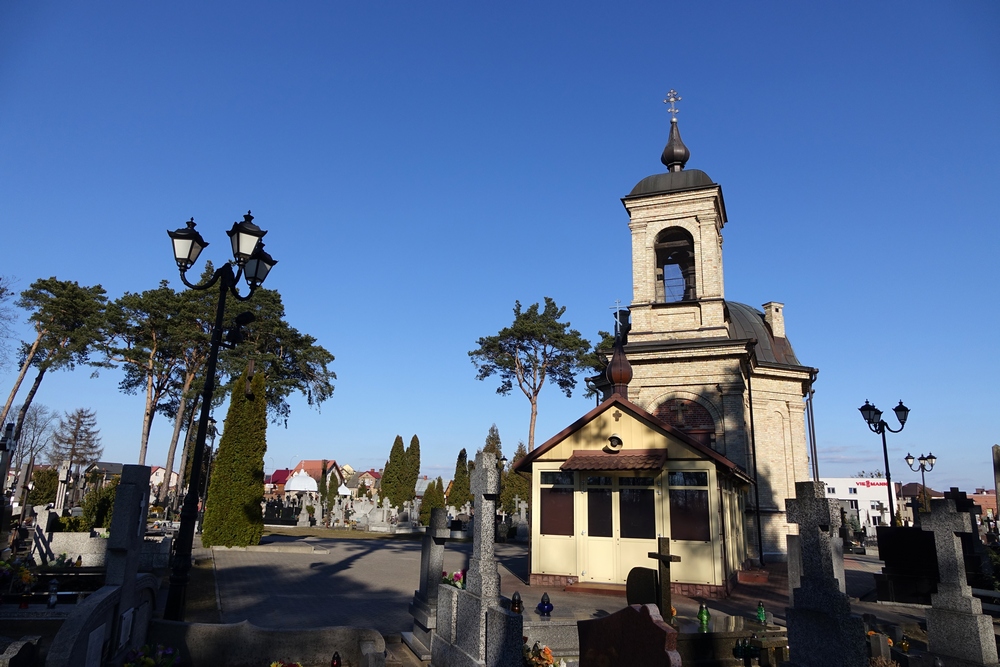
[515,393,750,483]
[725,301,801,367]
[627,168,716,197]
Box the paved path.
[209,534,924,636]
[212,535,629,633]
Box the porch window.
[540,471,575,536]
[619,476,656,539]
[668,470,710,542]
[586,476,613,538]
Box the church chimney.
[762,302,785,338]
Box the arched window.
[655,398,716,449]
[654,228,695,302]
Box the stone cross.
[403,507,451,660]
[786,481,845,591]
[647,537,681,619]
[784,481,867,667]
[54,459,72,511]
[668,402,686,426]
[517,499,528,523]
[458,451,500,660]
[922,497,999,665]
[106,465,151,652]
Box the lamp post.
[859,399,910,526]
[904,452,936,514]
[163,212,277,621]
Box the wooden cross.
[648,537,681,619]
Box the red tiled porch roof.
[561,449,668,471]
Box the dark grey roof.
[87,462,123,475]
[627,169,715,198]
[726,301,801,367]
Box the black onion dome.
[661,119,690,171]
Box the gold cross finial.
[664,89,682,121]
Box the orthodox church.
[515,94,818,596]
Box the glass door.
[583,475,615,582]
[615,474,659,582]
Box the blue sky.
[1,3,998,492]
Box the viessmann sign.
[854,480,888,488]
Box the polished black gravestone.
[874,525,939,604]
[578,604,681,667]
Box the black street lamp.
[163,212,277,621]
[859,399,910,526]
[904,452,936,514]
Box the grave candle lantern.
[537,592,553,617]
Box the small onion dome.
[660,118,690,172]
[606,338,633,396]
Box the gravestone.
[430,451,522,667]
[577,604,680,667]
[54,460,72,512]
[874,524,938,604]
[943,487,994,590]
[403,508,452,660]
[923,497,999,666]
[45,465,157,667]
[784,481,866,667]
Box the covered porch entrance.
[580,473,660,583]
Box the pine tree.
[419,477,446,525]
[49,408,103,471]
[402,434,421,504]
[449,448,471,510]
[381,435,406,508]
[501,441,530,515]
[202,367,268,547]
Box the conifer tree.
[27,467,57,505]
[402,434,421,504]
[381,435,406,508]
[419,477,446,525]
[501,441,530,515]
[482,424,502,459]
[49,408,103,471]
[449,448,471,510]
[202,367,267,547]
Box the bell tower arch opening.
[654,227,696,303]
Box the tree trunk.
[0,329,44,426]
[528,395,538,451]
[173,394,201,511]
[158,373,195,506]
[13,366,47,446]
[137,351,158,466]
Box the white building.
[821,477,899,530]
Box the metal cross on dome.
[610,298,624,335]
[664,89,682,120]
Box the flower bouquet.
[18,567,37,594]
[123,644,179,667]
[523,642,564,667]
[269,661,303,667]
[442,569,466,589]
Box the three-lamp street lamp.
[163,212,277,621]
[859,399,910,526]
[905,452,937,514]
